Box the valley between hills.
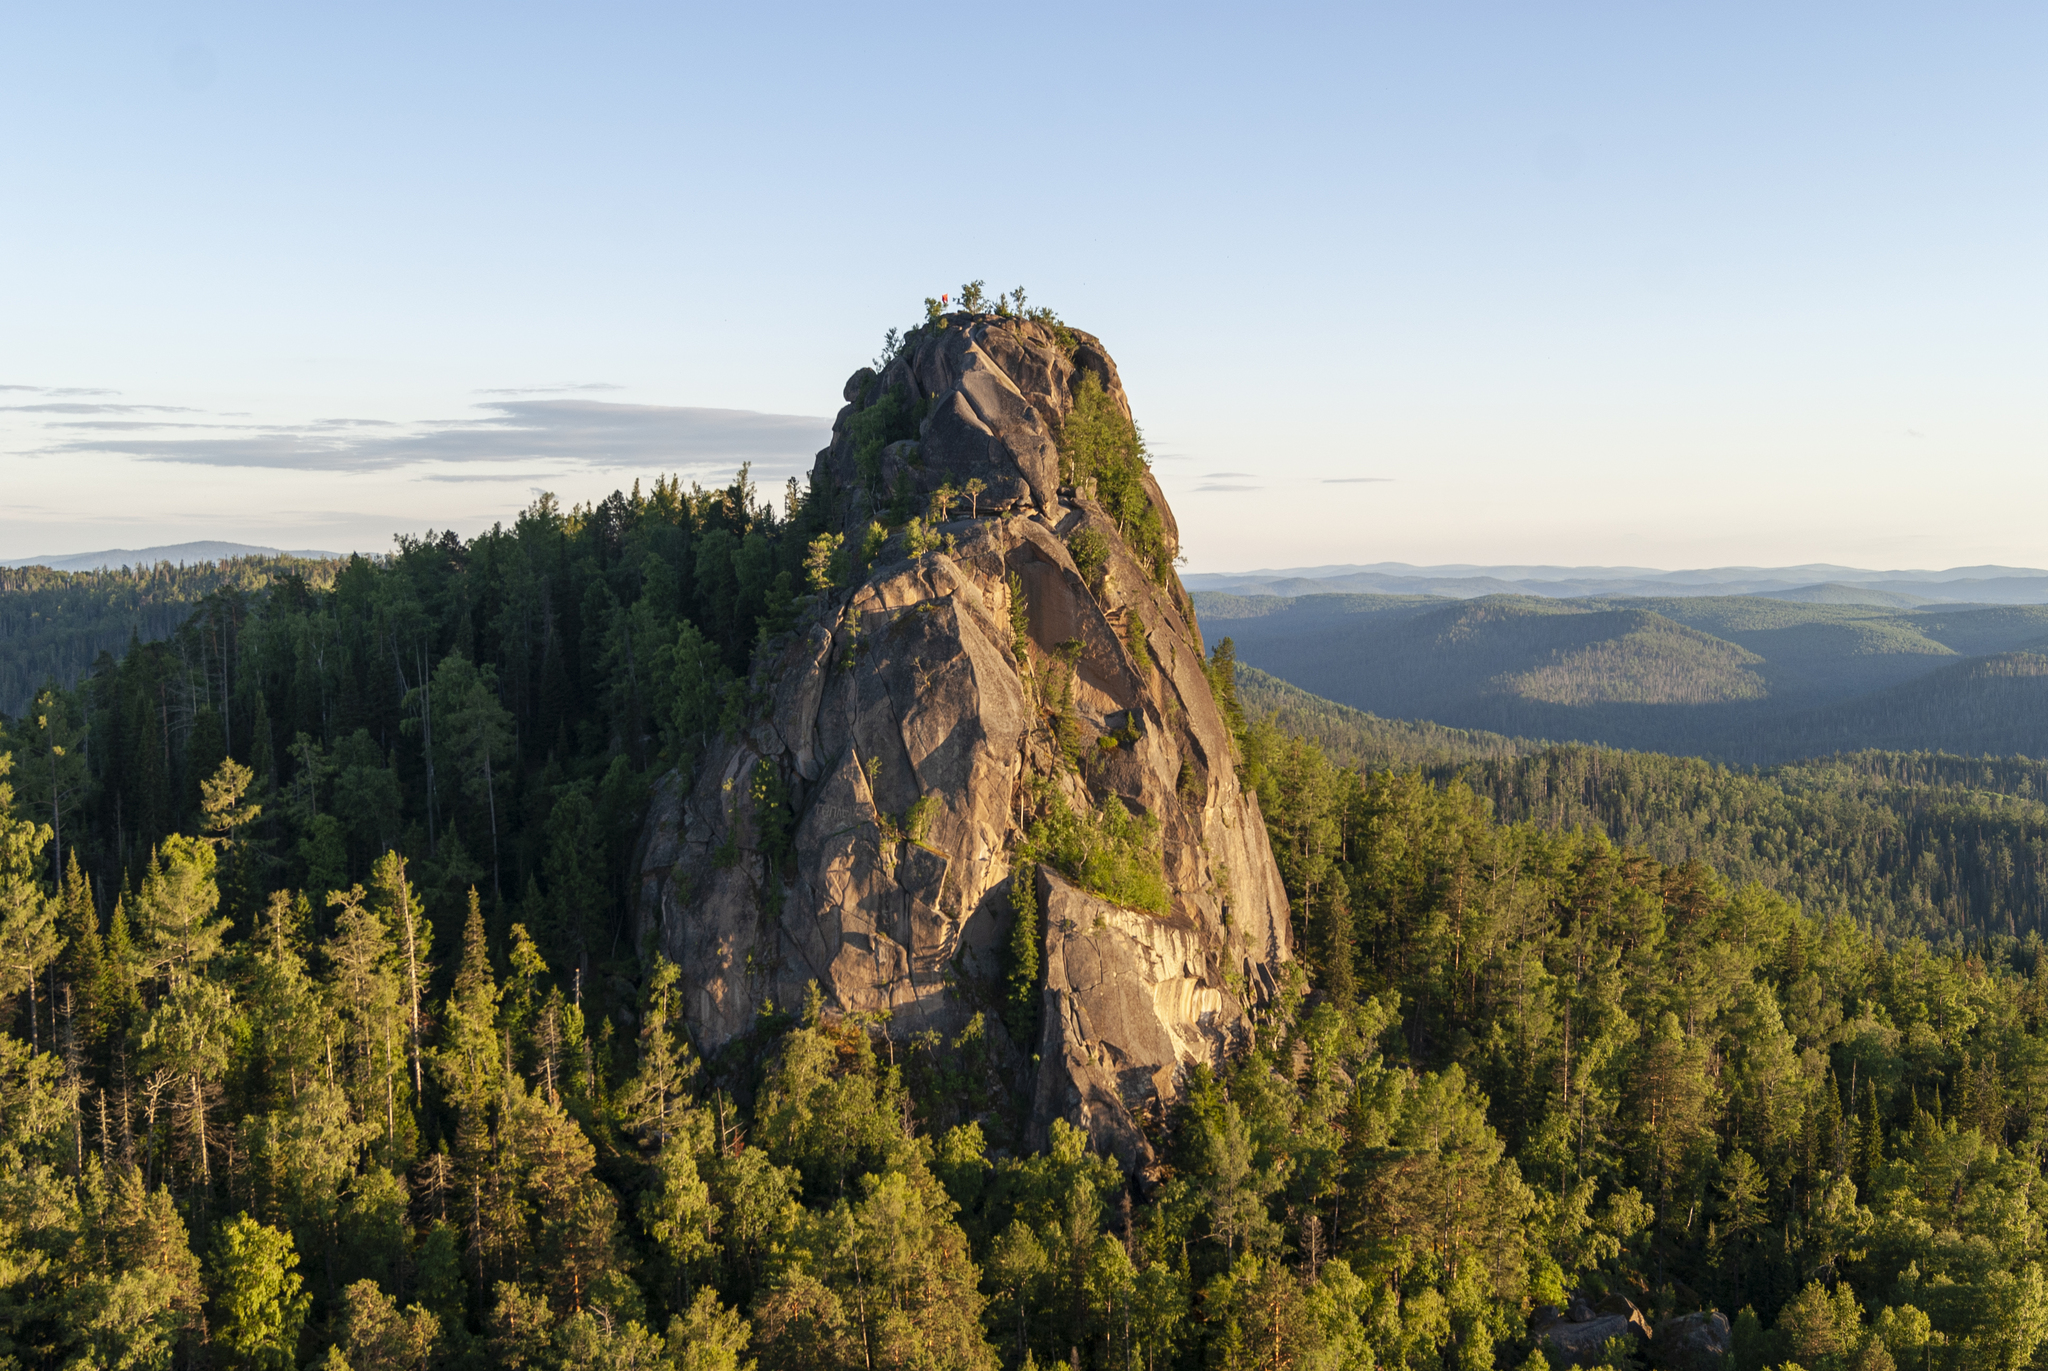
[1196,590,2048,762]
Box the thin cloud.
[5,402,201,415]
[49,420,265,431]
[41,399,833,473]
[475,382,627,396]
[0,385,119,396]
[416,471,560,483]
[1324,477,1393,484]
[1195,482,1262,492]
[1205,471,1256,478]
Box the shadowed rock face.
[1651,1312,1732,1371]
[633,313,1291,1168]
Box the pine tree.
[0,760,60,1052]
[431,655,515,900]
[96,892,145,1049]
[242,890,326,1114]
[56,850,103,1039]
[1959,1051,2005,1144]
[200,757,264,932]
[1821,1071,1847,1179]
[368,850,431,1099]
[323,882,412,1164]
[138,972,234,1206]
[133,836,229,985]
[618,956,695,1147]
[72,1162,205,1368]
[437,889,503,1119]
[210,1213,312,1370]
[621,958,717,1317]
[324,1278,442,1370]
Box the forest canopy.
[0,477,2044,1370]
[1237,663,2048,944]
[0,554,342,717]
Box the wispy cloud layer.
[30,399,833,473]
[474,383,627,396]
[5,402,202,415]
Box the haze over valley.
[1185,561,2048,606]
[1197,586,2048,761]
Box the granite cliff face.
[633,314,1291,1167]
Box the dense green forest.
[0,557,342,719]
[1237,664,2048,943]
[0,470,820,1027]
[1197,592,2048,762]
[2,487,2047,1369]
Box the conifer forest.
[2,448,2046,1371]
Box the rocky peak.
[633,312,1291,1169]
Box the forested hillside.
[1238,663,2048,944]
[1,471,810,1035]
[0,555,341,717]
[1199,591,2048,761]
[3,587,2047,1368]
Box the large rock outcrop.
[633,313,1292,1167]
[1651,1312,1732,1371]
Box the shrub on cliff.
[1059,372,1168,582]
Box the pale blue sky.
[2,3,2041,570]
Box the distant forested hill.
[1200,590,2048,761]
[0,555,340,716]
[1232,661,1547,767]
[1234,663,2048,941]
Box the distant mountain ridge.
[1196,589,2048,762]
[1185,561,2048,606]
[2,540,343,572]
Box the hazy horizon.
[11,537,2048,595]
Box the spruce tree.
[56,849,103,1043]
[1856,1078,1885,1196]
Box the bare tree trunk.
[394,641,438,856]
[142,1070,170,1188]
[47,720,62,887]
[484,751,501,899]
[119,1050,135,1168]
[420,646,437,857]
[16,957,38,1053]
[400,868,424,1097]
[221,615,233,757]
[62,984,81,1175]
[191,1074,211,1189]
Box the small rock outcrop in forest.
[633,312,1292,1168]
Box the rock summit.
[634,311,1293,1168]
